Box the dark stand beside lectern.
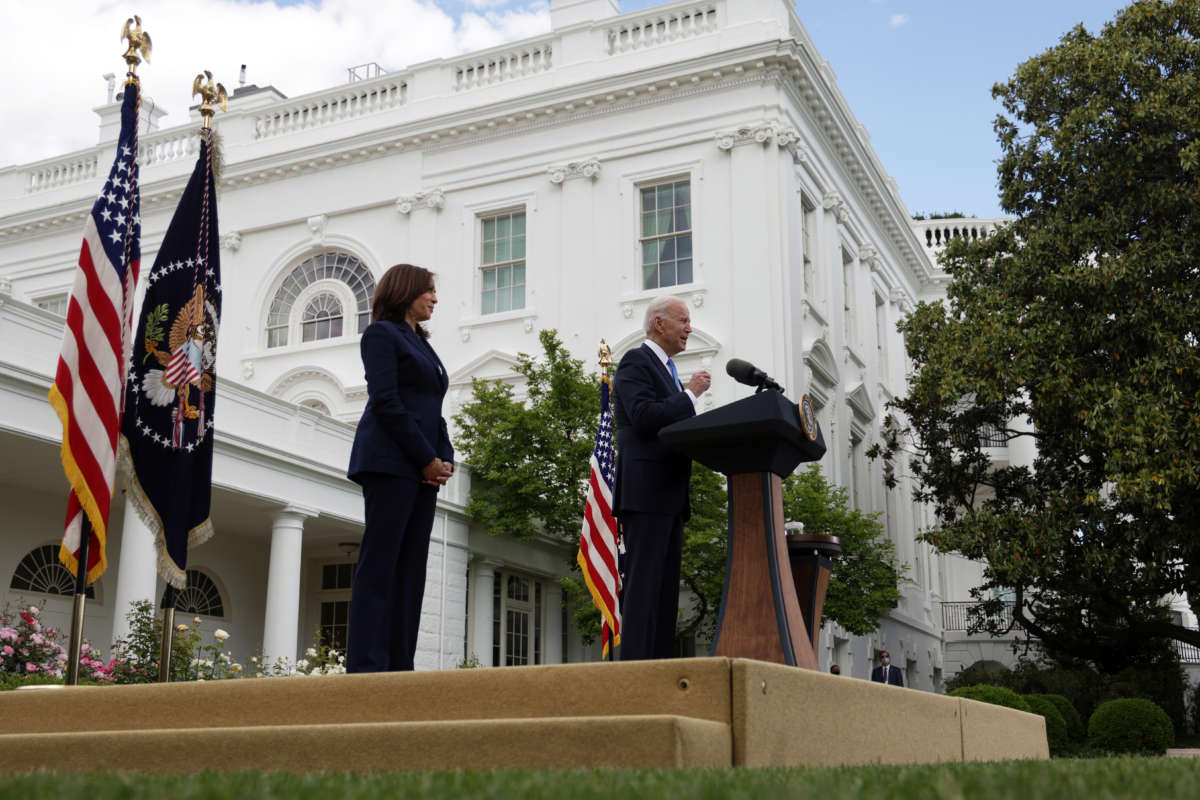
[661,391,827,668]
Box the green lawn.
[2,758,1198,800]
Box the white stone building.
[9,0,1174,689]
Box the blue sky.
[440,0,1135,219]
[5,0,1135,219]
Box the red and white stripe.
[577,453,622,654]
[49,212,137,582]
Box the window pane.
[675,206,691,231]
[512,235,525,260]
[497,265,511,289]
[330,317,343,337]
[660,260,677,287]
[496,286,511,313]
[658,209,673,235]
[497,215,511,239]
[675,181,690,205]
[483,218,496,240]
[483,241,496,265]
[643,261,659,290]
[641,186,656,211]
[642,240,658,267]
[512,213,526,236]
[657,184,673,209]
[678,236,693,259]
[496,238,510,262]
[511,284,525,309]
[677,258,693,284]
[482,268,497,291]
[659,238,676,262]
[482,290,496,314]
[513,263,525,285]
[641,212,657,238]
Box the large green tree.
[782,466,902,636]
[878,0,1200,670]
[457,330,901,647]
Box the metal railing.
[941,600,1014,632]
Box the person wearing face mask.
[871,650,904,686]
[346,263,454,673]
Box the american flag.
[576,375,622,657]
[48,81,142,584]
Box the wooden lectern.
[661,391,826,668]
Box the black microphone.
[725,358,784,392]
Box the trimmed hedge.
[1087,698,1174,755]
[1032,693,1085,743]
[1023,694,1068,755]
[949,684,1033,713]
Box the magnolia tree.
[876,0,1200,670]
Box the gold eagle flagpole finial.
[120,16,152,83]
[597,338,613,379]
[193,71,229,129]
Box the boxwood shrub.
[1087,698,1174,755]
[1023,694,1068,755]
[1032,693,1085,743]
[949,684,1033,713]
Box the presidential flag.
[577,375,621,657]
[119,126,221,587]
[48,80,142,584]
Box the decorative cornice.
[822,190,849,225]
[395,188,446,214]
[307,215,328,244]
[547,157,601,184]
[220,231,242,252]
[859,243,881,271]
[714,120,796,151]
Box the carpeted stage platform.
[0,657,1047,772]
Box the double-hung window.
[639,179,692,289]
[480,210,526,314]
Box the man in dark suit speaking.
[613,296,710,660]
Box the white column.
[110,493,159,643]
[262,506,315,666]
[470,560,499,667]
[543,582,563,664]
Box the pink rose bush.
[0,604,114,684]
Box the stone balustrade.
[140,126,200,167]
[25,154,100,194]
[253,76,408,140]
[911,217,1007,252]
[606,2,720,55]
[451,37,555,92]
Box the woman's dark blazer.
[347,319,453,484]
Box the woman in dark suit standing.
[346,263,454,672]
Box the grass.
[2,759,1199,800]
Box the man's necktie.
[667,358,681,391]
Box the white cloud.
[889,13,910,28]
[0,0,551,168]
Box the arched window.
[174,569,225,618]
[9,544,95,599]
[299,398,332,415]
[301,292,344,342]
[266,252,375,348]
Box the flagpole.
[598,340,617,664]
[64,519,92,685]
[61,20,152,688]
[159,585,177,682]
